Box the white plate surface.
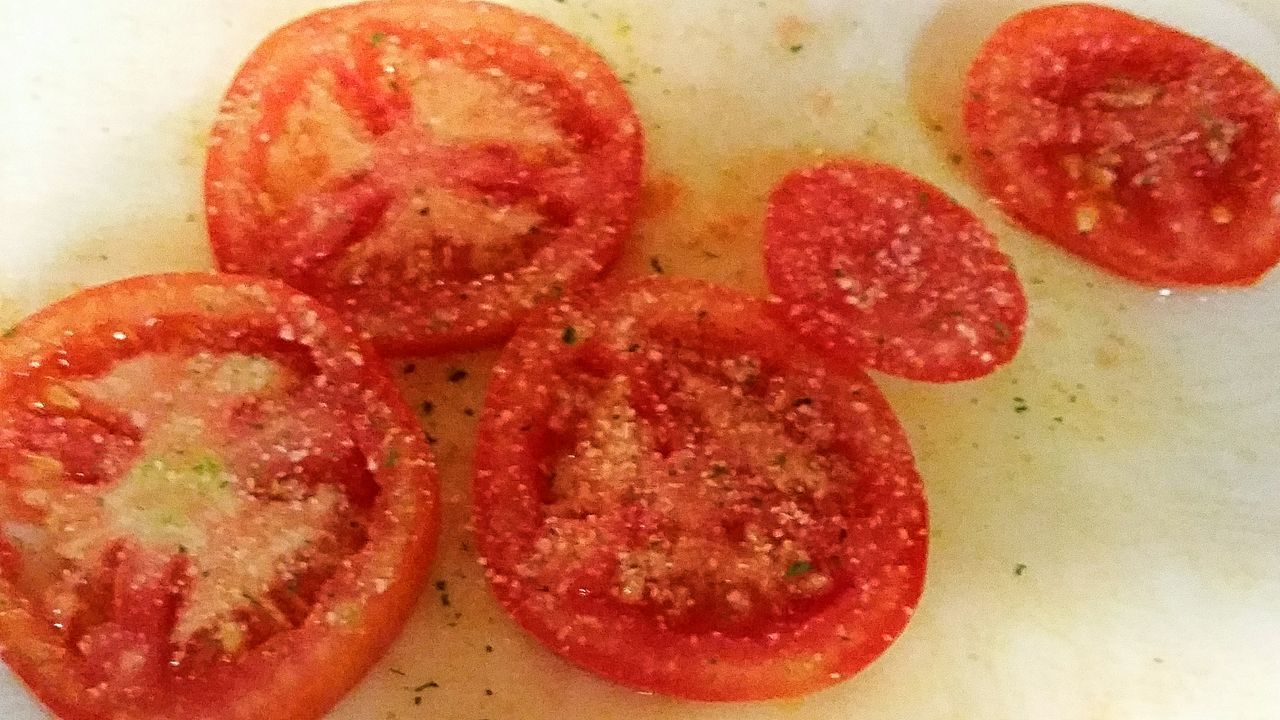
[1,1,1278,718]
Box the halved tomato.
[205,0,644,355]
[0,273,438,720]
[765,159,1026,382]
[473,277,927,700]
[964,3,1280,285]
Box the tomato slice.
[964,3,1280,285]
[205,0,644,355]
[764,160,1026,382]
[473,277,927,700]
[0,274,438,720]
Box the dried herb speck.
[786,561,812,577]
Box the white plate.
[2,1,1278,718]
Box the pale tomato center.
[525,346,854,633]
[258,38,577,286]
[4,351,368,660]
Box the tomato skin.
[205,0,644,356]
[964,3,1280,286]
[765,160,1026,382]
[473,277,927,701]
[0,273,439,720]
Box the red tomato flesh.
[964,3,1280,285]
[765,160,1027,382]
[0,274,438,720]
[473,277,927,700]
[205,0,644,355]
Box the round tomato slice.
[964,3,1280,286]
[473,277,927,700]
[0,274,438,720]
[764,160,1026,382]
[205,0,644,355]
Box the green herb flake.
[789,44,804,53]
[385,447,399,468]
[413,680,439,692]
[786,561,812,577]
[370,31,387,45]
[1013,397,1029,414]
[447,368,469,383]
[561,326,578,344]
[1014,563,1027,576]
[649,256,665,274]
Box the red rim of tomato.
[0,273,438,720]
[205,0,644,355]
[964,3,1280,286]
[473,276,928,701]
[764,159,1027,382]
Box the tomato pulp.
[765,159,1026,382]
[0,274,438,720]
[965,3,1280,285]
[206,0,644,354]
[473,277,927,700]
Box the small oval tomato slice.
[764,160,1026,382]
[473,277,927,700]
[964,3,1280,286]
[0,274,438,720]
[205,0,644,355]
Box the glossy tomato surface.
[206,0,644,355]
[765,159,1026,382]
[0,273,438,720]
[964,3,1280,286]
[473,277,927,700]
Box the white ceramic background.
[1,1,1278,718]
